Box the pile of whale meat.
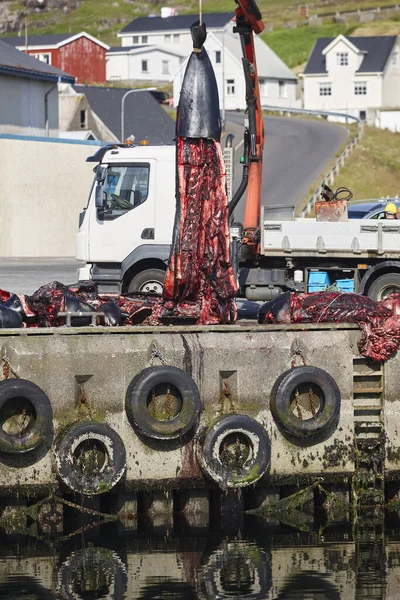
[0,281,163,328]
[1,283,400,363]
[258,291,400,363]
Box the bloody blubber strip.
[162,137,237,325]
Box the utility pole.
[68,0,72,34]
[23,0,34,51]
[24,2,29,51]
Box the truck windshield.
[101,163,150,211]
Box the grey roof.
[0,39,75,82]
[74,85,175,144]
[120,12,233,34]
[2,33,74,47]
[304,36,397,75]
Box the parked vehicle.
[348,199,400,219]
[149,90,171,105]
[76,143,176,295]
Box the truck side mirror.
[95,166,107,183]
[95,184,104,208]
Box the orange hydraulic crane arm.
[229,0,265,246]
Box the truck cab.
[76,144,175,294]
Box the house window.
[132,36,139,44]
[34,52,51,64]
[173,34,180,42]
[259,79,267,97]
[319,83,332,96]
[226,79,235,95]
[80,110,87,129]
[278,80,286,98]
[354,81,367,95]
[359,110,366,121]
[215,50,221,64]
[162,60,169,74]
[141,35,148,44]
[336,52,348,66]
[392,52,398,66]
[142,60,148,73]
[164,34,171,43]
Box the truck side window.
[102,164,150,211]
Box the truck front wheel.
[367,273,400,301]
[128,268,166,295]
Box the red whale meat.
[258,291,400,363]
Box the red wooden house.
[2,32,109,84]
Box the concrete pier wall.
[0,322,382,495]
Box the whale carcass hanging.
[161,21,238,325]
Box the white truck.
[76,143,176,295]
[76,142,400,301]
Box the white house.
[117,11,234,55]
[303,34,400,126]
[107,11,234,84]
[107,45,183,82]
[173,28,298,111]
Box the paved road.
[0,258,83,296]
[227,113,349,222]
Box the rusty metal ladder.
[352,355,385,508]
[352,355,386,599]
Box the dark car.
[347,199,400,219]
[149,90,171,105]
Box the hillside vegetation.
[333,126,400,200]
[5,0,400,63]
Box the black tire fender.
[0,378,53,453]
[126,366,202,441]
[197,414,271,489]
[55,421,126,495]
[270,366,341,440]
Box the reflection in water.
[57,547,127,599]
[0,518,396,599]
[198,540,271,598]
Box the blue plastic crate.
[336,278,354,292]
[307,271,331,292]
